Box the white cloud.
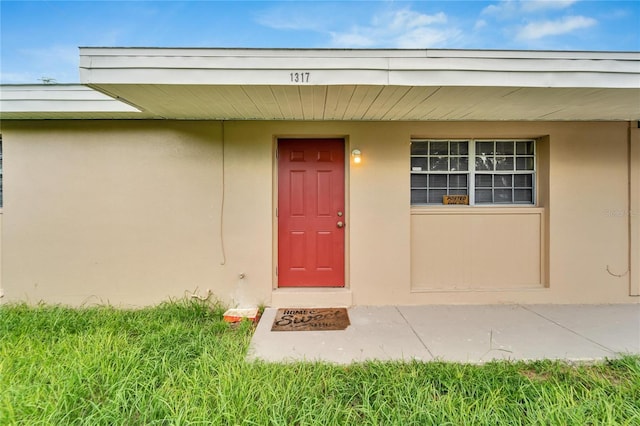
[395,27,461,49]
[330,31,375,48]
[482,0,579,17]
[256,4,458,49]
[521,0,579,12]
[255,4,336,32]
[474,19,488,30]
[386,10,447,30]
[482,0,518,17]
[517,15,597,40]
[256,14,325,32]
[330,8,458,48]
[601,9,630,20]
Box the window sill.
[411,206,544,215]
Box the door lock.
[337,221,345,228]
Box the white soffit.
[74,84,637,121]
[0,84,143,119]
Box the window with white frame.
[410,139,535,205]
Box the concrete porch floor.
[247,304,640,364]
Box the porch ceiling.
[87,83,639,121]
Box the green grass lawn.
[1,300,639,425]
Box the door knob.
[337,221,345,228]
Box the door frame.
[272,136,350,289]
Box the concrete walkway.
[247,304,640,364]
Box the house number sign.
[443,195,469,205]
[289,72,311,83]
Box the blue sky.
[1,0,639,84]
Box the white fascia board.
[0,84,140,113]
[80,67,639,89]
[80,68,392,86]
[81,54,639,73]
[79,47,640,89]
[81,55,393,70]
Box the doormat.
[271,308,350,331]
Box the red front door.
[278,139,345,287]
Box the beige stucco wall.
[0,213,3,300]
[0,120,636,306]
[631,125,640,296]
[1,121,239,306]
[411,208,544,290]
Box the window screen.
[411,139,535,206]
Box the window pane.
[475,174,493,187]
[430,157,448,171]
[495,156,514,170]
[449,189,468,195]
[450,141,468,155]
[411,174,428,187]
[428,189,447,204]
[494,189,513,203]
[475,156,494,171]
[429,174,447,187]
[476,142,494,155]
[496,141,514,155]
[411,139,535,206]
[450,157,468,171]
[516,141,534,155]
[411,142,428,155]
[494,175,513,188]
[516,157,534,170]
[514,189,533,203]
[514,174,533,187]
[411,189,428,204]
[475,189,492,203]
[430,141,448,155]
[449,174,468,188]
[411,157,428,171]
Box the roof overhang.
[3,48,639,121]
[0,84,141,119]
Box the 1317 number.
[290,72,310,83]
